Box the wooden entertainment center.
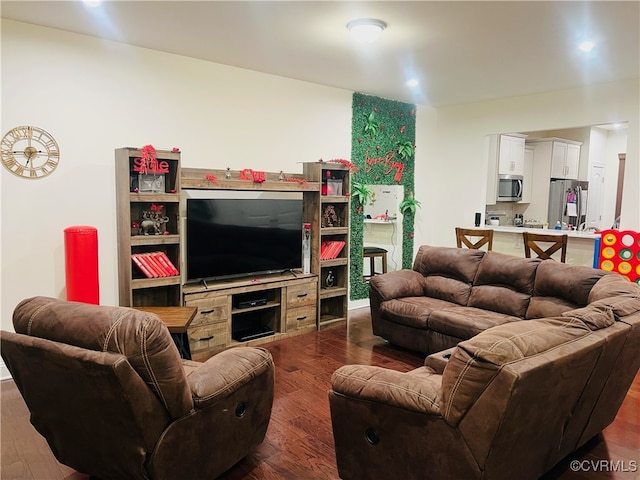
[115,148,350,361]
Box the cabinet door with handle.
[286,305,317,331]
[188,322,230,355]
[185,295,229,327]
[498,135,525,176]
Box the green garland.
[350,92,416,300]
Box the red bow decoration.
[139,145,157,174]
[239,169,266,183]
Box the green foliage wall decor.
[350,92,416,300]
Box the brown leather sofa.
[330,246,640,479]
[1,296,275,480]
[369,244,628,354]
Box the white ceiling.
[2,1,639,107]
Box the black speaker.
[475,212,481,227]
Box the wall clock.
[1,126,60,179]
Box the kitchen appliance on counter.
[514,214,524,227]
[497,174,523,202]
[548,179,588,230]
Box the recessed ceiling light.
[83,0,103,6]
[406,79,419,88]
[579,40,595,52]
[347,18,387,44]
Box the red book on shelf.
[139,253,165,277]
[324,241,336,260]
[155,251,179,276]
[320,241,331,260]
[145,253,170,277]
[320,240,345,260]
[330,241,345,259]
[131,254,156,278]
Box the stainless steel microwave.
[497,174,523,202]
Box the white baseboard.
[0,359,12,381]
[348,298,369,310]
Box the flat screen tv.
[186,195,303,283]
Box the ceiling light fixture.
[347,18,387,44]
[579,40,595,52]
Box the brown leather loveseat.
[330,246,640,479]
[1,296,275,480]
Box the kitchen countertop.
[476,225,599,239]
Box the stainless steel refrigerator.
[548,179,588,229]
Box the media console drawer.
[188,322,230,357]
[287,282,317,309]
[185,295,229,327]
[286,304,317,331]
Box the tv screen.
[186,197,303,282]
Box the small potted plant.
[399,191,421,215]
[351,182,374,207]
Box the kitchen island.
[473,226,599,266]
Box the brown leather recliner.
[0,296,275,480]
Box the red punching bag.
[64,226,100,304]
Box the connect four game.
[597,229,640,285]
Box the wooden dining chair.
[455,227,494,251]
[523,232,568,262]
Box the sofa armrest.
[187,347,274,409]
[424,347,456,374]
[331,364,442,415]
[369,269,426,301]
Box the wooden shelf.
[130,234,180,246]
[320,258,348,267]
[181,167,319,192]
[320,287,348,299]
[231,301,281,315]
[131,276,181,289]
[116,147,183,307]
[303,162,350,330]
[129,193,180,203]
[321,196,349,204]
[321,227,349,235]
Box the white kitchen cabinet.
[548,140,581,179]
[497,134,526,176]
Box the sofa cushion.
[467,251,540,317]
[13,296,193,419]
[441,317,591,426]
[588,273,640,301]
[428,306,520,340]
[525,296,577,319]
[561,304,615,330]
[413,246,485,306]
[369,269,426,301]
[380,297,457,329]
[526,262,607,319]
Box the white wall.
[1,20,352,331]
[2,20,639,336]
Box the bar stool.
[455,227,493,251]
[363,246,388,281]
[523,232,568,262]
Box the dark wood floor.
[2,307,639,480]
